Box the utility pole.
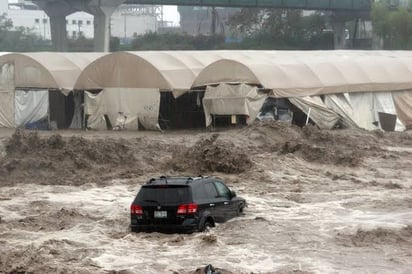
[124,13,127,41]
[211,6,217,35]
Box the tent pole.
[305,108,312,126]
[82,91,86,130]
[48,90,51,130]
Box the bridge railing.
[125,0,372,11]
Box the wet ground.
[0,123,411,273]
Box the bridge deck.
[124,0,372,11]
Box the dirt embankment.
[169,133,253,174]
[1,123,408,187]
[0,130,139,186]
[4,207,99,232]
[0,239,101,274]
[240,121,386,167]
[167,120,390,175]
[336,225,412,247]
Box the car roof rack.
[160,175,168,184]
[186,175,209,184]
[146,176,210,185]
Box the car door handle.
[224,202,229,205]
[209,203,215,207]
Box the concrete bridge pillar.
[87,0,125,52]
[33,0,75,51]
[332,21,346,49]
[330,11,351,49]
[49,15,69,51]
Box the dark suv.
[130,176,246,233]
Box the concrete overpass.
[125,0,372,11]
[32,0,373,52]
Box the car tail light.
[177,203,198,215]
[187,203,198,213]
[177,204,187,214]
[131,204,143,215]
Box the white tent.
[84,88,160,130]
[74,51,244,95]
[192,51,412,130]
[0,52,12,128]
[0,52,105,129]
[74,51,245,130]
[324,92,406,131]
[203,83,267,127]
[3,50,411,131]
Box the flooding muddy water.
[0,125,411,273]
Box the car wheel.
[201,220,213,232]
[237,205,244,216]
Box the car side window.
[214,181,231,199]
[204,182,218,199]
[193,184,208,200]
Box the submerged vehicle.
[130,176,246,233]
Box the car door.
[194,182,217,217]
[200,181,225,223]
[213,181,237,221]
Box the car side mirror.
[230,190,236,198]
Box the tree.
[372,2,412,49]
[227,8,332,50]
[0,13,51,52]
[0,13,12,32]
[228,8,267,34]
[130,32,225,50]
[128,9,331,51]
[0,14,16,50]
[67,35,94,52]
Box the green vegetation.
[225,8,333,49]
[0,13,116,52]
[0,14,51,51]
[66,36,93,52]
[372,1,412,49]
[129,9,333,50]
[2,3,412,52]
[130,32,225,50]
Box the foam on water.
[0,179,411,273]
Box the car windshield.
[137,185,191,205]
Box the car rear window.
[136,185,191,204]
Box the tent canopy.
[0,52,106,91]
[192,51,412,98]
[203,83,267,127]
[73,51,271,93]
